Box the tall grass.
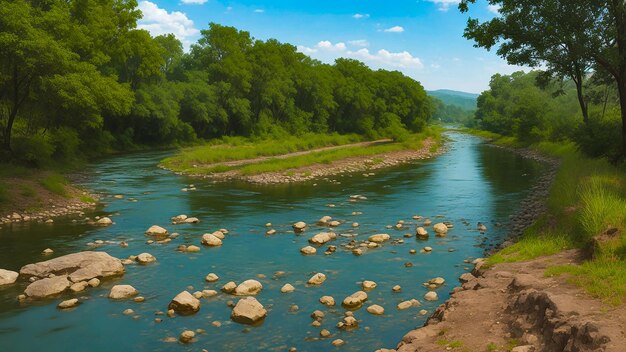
[40,174,67,197]
[472,133,626,304]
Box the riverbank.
[0,167,97,226]
[389,131,626,351]
[162,129,444,184]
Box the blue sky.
[137,0,525,93]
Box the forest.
[0,0,436,166]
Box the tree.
[460,0,626,155]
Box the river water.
[0,133,545,351]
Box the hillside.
[428,89,479,111]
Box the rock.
[201,233,222,246]
[133,296,145,302]
[136,252,156,264]
[168,291,200,315]
[123,308,134,315]
[309,232,336,245]
[511,346,535,352]
[459,273,475,283]
[292,221,307,232]
[281,284,295,293]
[179,330,195,343]
[171,214,188,223]
[88,278,100,287]
[96,217,113,226]
[329,220,341,227]
[429,277,445,286]
[423,246,433,252]
[424,291,438,301]
[319,295,335,306]
[211,230,226,239]
[108,285,138,299]
[397,299,421,310]
[352,222,359,227]
[300,246,317,255]
[202,290,217,298]
[24,276,71,298]
[42,248,54,255]
[433,223,448,235]
[352,248,363,256]
[265,229,276,236]
[477,222,488,232]
[416,227,428,237]
[362,280,377,290]
[367,304,385,315]
[205,273,219,282]
[69,281,88,292]
[320,329,331,338]
[234,279,263,296]
[0,269,19,285]
[311,310,325,320]
[343,291,368,309]
[368,234,390,243]
[423,219,432,226]
[212,321,222,327]
[20,251,124,282]
[265,223,272,227]
[184,217,199,224]
[186,245,201,253]
[332,339,345,347]
[318,216,332,225]
[307,273,326,285]
[145,225,168,237]
[392,285,402,292]
[231,297,267,325]
[221,281,237,293]
[57,298,79,309]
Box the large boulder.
[168,291,200,315]
[309,232,336,245]
[300,246,317,255]
[201,233,222,246]
[108,284,138,299]
[0,269,18,285]
[307,273,326,285]
[20,251,124,282]
[95,217,113,226]
[24,276,71,298]
[368,234,390,243]
[433,223,448,235]
[136,253,156,264]
[231,297,267,325]
[233,279,263,296]
[145,225,168,237]
[342,291,368,309]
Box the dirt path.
[388,250,626,352]
[195,138,394,168]
[188,137,442,184]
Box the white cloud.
[180,0,207,4]
[137,1,199,50]
[349,48,424,69]
[487,4,501,14]
[349,39,370,47]
[426,0,461,12]
[297,40,423,70]
[254,9,265,13]
[353,13,370,19]
[383,26,404,33]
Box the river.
[0,132,545,351]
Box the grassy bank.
[162,128,443,176]
[0,164,93,215]
[161,133,364,173]
[467,129,626,305]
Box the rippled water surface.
[0,133,545,351]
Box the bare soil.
[389,250,626,352]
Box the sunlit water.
[0,133,545,351]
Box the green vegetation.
[165,128,441,175]
[471,131,626,304]
[429,90,477,127]
[161,133,363,171]
[39,174,67,197]
[0,1,434,167]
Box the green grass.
[79,195,96,203]
[40,174,67,197]
[19,185,36,197]
[164,128,442,176]
[470,130,626,304]
[161,133,364,172]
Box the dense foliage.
[0,0,434,166]
[460,0,626,157]
[474,71,622,158]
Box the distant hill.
[428,89,479,111]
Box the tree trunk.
[3,109,16,152]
